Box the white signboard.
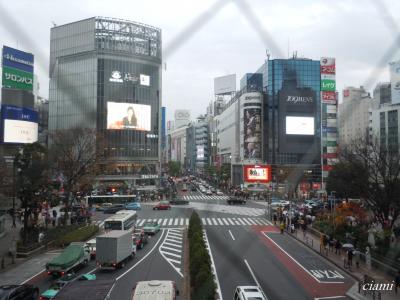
[214,74,236,95]
[140,74,150,86]
[286,116,315,135]
[4,119,38,143]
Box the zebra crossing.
[132,217,271,227]
[187,202,265,216]
[183,195,229,201]
[159,229,184,277]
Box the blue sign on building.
[322,127,337,133]
[2,46,34,73]
[1,105,38,123]
[161,106,166,149]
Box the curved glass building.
[49,17,162,184]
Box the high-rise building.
[373,82,391,109]
[371,104,400,152]
[390,60,400,105]
[48,17,162,185]
[338,86,372,146]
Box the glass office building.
[49,17,162,180]
[257,58,321,184]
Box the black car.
[0,284,39,300]
[226,196,246,205]
[169,199,189,205]
[103,204,125,214]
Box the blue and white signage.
[1,105,38,144]
[2,46,34,73]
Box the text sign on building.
[1,105,38,144]
[2,46,34,73]
[322,91,336,104]
[243,165,272,183]
[320,57,336,75]
[2,66,34,91]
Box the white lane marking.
[206,218,212,225]
[163,251,181,259]
[168,231,182,238]
[244,259,264,292]
[262,232,344,284]
[180,218,184,226]
[158,218,163,225]
[116,229,165,281]
[222,218,229,225]
[98,221,104,228]
[185,218,189,226]
[202,218,206,225]
[242,218,252,225]
[168,236,183,242]
[252,219,263,225]
[217,218,224,225]
[168,218,173,226]
[203,230,223,300]
[162,219,168,226]
[174,219,179,226]
[160,246,182,253]
[166,257,181,264]
[169,228,181,233]
[20,269,46,284]
[228,230,235,241]
[237,218,247,225]
[314,297,347,300]
[163,241,182,248]
[211,218,218,225]
[137,219,146,226]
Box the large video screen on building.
[243,165,272,183]
[243,108,261,159]
[1,105,38,144]
[286,116,315,135]
[107,102,151,131]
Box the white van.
[131,281,180,300]
[234,286,268,300]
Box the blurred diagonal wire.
[163,0,230,59]
[232,0,284,58]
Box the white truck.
[96,230,136,270]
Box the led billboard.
[286,116,314,135]
[1,105,38,144]
[243,108,261,159]
[243,165,272,183]
[197,145,205,159]
[107,102,151,131]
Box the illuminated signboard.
[243,165,272,183]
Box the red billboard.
[243,165,272,183]
[322,153,338,159]
[322,165,333,171]
[320,57,336,74]
[321,91,336,104]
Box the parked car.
[205,190,213,196]
[0,284,39,300]
[103,204,125,214]
[125,202,141,210]
[234,286,268,300]
[153,201,171,210]
[216,190,224,196]
[142,221,161,235]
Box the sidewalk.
[287,226,399,300]
[0,214,24,272]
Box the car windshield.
[144,222,155,227]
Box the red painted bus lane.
[252,226,353,299]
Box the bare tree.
[49,128,105,222]
[328,135,400,229]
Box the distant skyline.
[0,0,399,121]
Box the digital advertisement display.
[197,145,204,159]
[1,105,38,144]
[243,108,261,159]
[286,116,315,135]
[107,102,151,131]
[243,165,272,183]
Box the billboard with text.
[107,102,151,131]
[243,165,272,183]
[1,105,38,144]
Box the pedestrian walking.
[52,209,57,227]
[347,249,353,267]
[273,213,277,226]
[394,270,400,294]
[328,236,334,252]
[280,222,285,234]
[335,239,341,254]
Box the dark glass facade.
[49,17,162,176]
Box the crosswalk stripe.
[158,218,163,224]
[211,218,218,225]
[168,219,173,226]
[227,218,235,225]
[174,219,179,226]
[217,218,224,225]
[137,219,145,226]
[246,218,256,225]
[206,218,212,225]
[222,218,229,225]
[237,218,246,225]
[252,219,263,225]
[162,219,168,226]
[202,218,206,225]
[241,218,252,225]
[180,218,184,226]
[185,218,189,226]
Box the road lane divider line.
[228,230,235,241]
[262,232,344,284]
[244,259,264,292]
[314,296,347,300]
[160,245,182,253]
[203,229,223,300]
[116,229,165,281]
[20,269,46,284]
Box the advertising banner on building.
[321,79,336,91]
[2,66,34,91]
[2,46,34,73]
[321,91,337,104]
[243,165,272,183]
[312,183,322,190]
[243,108,261,159]
[107,101,151,131]
[320,57,335,74]
[390,61,400,105]
[197,145,205,159]
[1,105,38,144]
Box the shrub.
[188,211,216,299]
[53,225,98,247]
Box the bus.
[104,211,138,232]
[84,195,137,207]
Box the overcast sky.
[0,0,399,121]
